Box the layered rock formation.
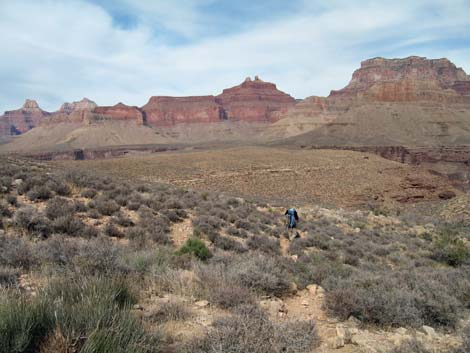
[141,96,224,126]
[329,56,470,102]
[93,103,144,125]
[215,76,296,122]
[141,76,295,126]
[0,99,50,135]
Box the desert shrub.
[95,197,120,216]
[26,185,53,201]
[5,194,18,207]
[229,252,292,296]
[73,239,129,275]
[291,254,353,289]
[64,169,94,188]
[113,212,134,227]
[17,176,47,195]
[149,301,192,322]
[193,215,224,231]
[185,304,318,353]
[46,179,71,196]
[127,201,141,211]
[0,200,12,218]
[213,236,247,253]
[72,200,87,213]
[0,266,20,287]
[105,223,124,238]
[431,232,470,267]
[80,188,98,199]
[160,208,186,223]
[113,195,128,207]
[210,285,255,309]
[0,236,35,269]
[45,197,74,220]
[325,269,465,328]
[87,208,100,220]
[0,176,12,193]
[52,215,86,236]
[247,235,280,255]
[234,219,254,231]
[14,207,51,237]
[177,238,212,261]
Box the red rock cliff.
[216,76,296,122]
[93,103,144,125]
[141,96,224,126]
[329,56,470,102]
[0,99,50,135]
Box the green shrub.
[431,232,470,266]
[177,238,212,261]
[0,294,53,353]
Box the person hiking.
[284,207,299,240]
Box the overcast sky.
[1,0,469,112]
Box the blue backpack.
[285,208,299,228]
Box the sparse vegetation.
[0,156,468,352]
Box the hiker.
[284,207,299,240]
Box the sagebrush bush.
[0,236,35,269]
[213,235,247,253]
[14,207,51,237]
[228,252,292,296]
[247,235,280,255]
[26,185,53,201]
[95,197,121,216]
[80,188,98,199]
[210,285,255,309]
[0,266,20,287]
[52,215,86,237]
[45,197,74,220]
[149,301,192,322]
[324,269,466,328]
[185,304,318,353]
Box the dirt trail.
[170,217,193,248]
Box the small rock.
[438,190,456,200]
[194,300,209,308]
[395,327,407,335]
[347,316,361,327]
[316,286,325,296]
[421,325,437,338]
[306,284,317,295]
[291,254,298,261]
[301,300,309,307]
[133,304,143,310]
[13,179,23,186]
[329,336,345,349]
[289,282,298,294]
[336,325,353,343]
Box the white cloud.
[0,0,468,112]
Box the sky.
[0,0,469,112]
